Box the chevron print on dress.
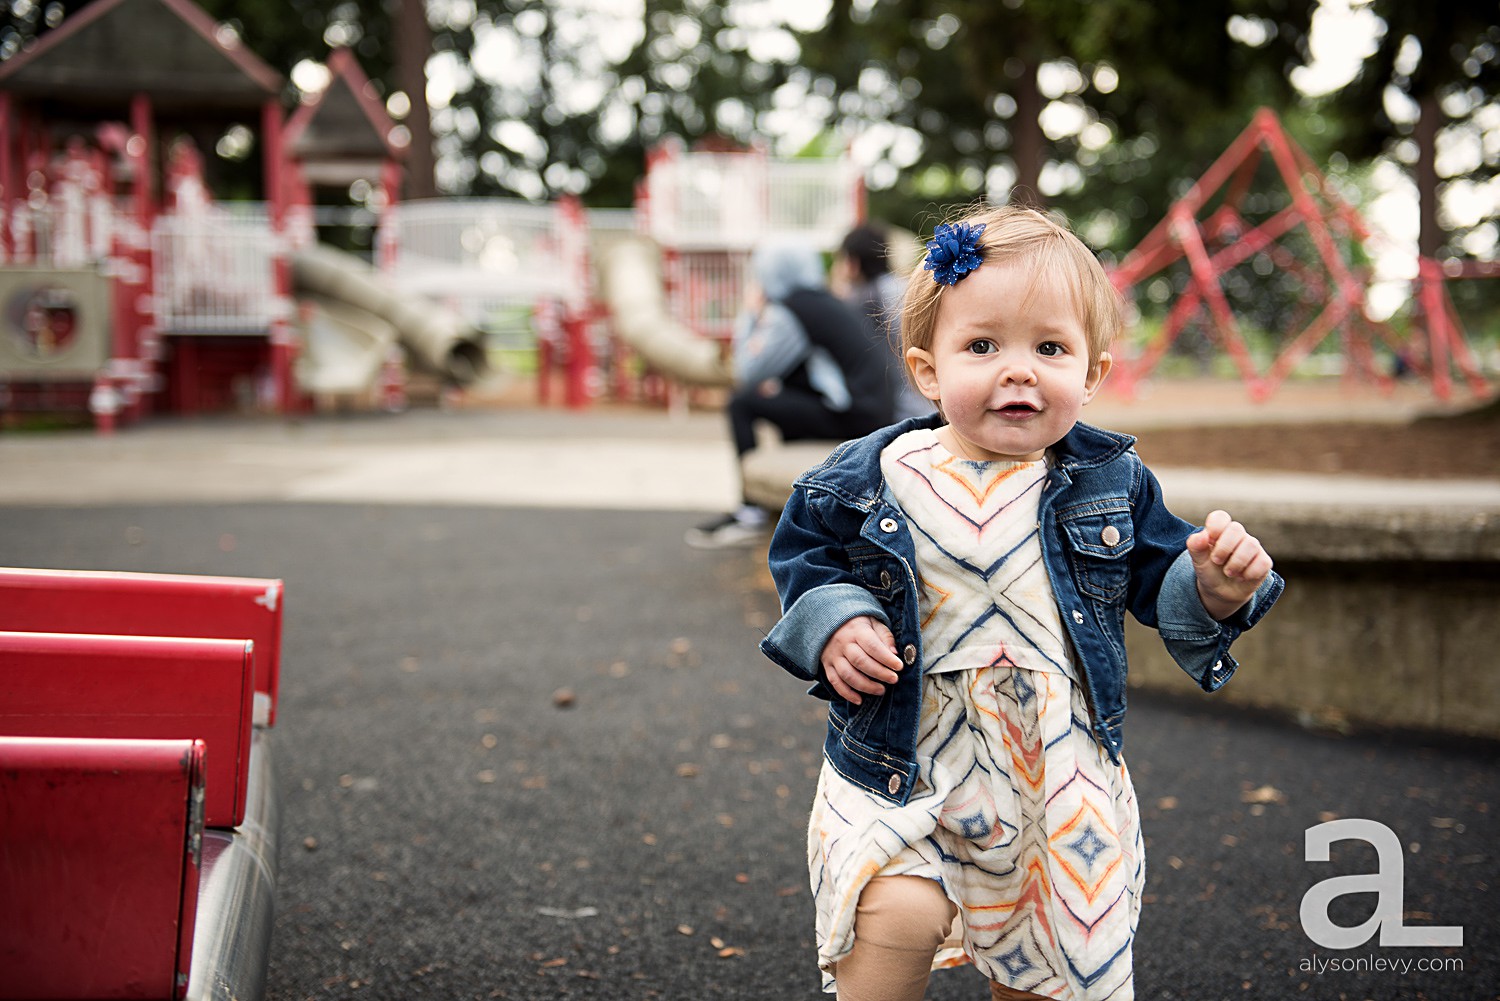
[807,428,1144,999]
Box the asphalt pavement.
[0,399,1496,1001]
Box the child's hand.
[821,615,904,705]
[1186,509,1274,621]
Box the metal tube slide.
[598,236,732,388]
[291,244,488,385]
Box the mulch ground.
[1130,412,1500,480]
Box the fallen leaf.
[1156,796,1178,810]
[1240,785,1285,805]
[476,770,497,784]
[1221,834,1239,847]
[303,836,319,851]
[539,957,568,969]
[676,763,700,778]
[677,925,694,936]
[718,947,746,958]
[522,775,547,790]
[553,688,576,709]
[710,937,725,949]
[734,873,750,884]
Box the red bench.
[0,631,254,828]
[0,568,283,1001]
[0,567,285,725]
[0,735,206,1001]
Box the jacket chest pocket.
[848,544,904,601]
[1060,508,1134,602]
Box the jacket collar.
[795,415,1137,510]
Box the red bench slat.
[0,631,254,828]
[0,735,205,1001]
[0,567,284,726]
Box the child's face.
[905,258,1111,463]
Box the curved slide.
[597,235,733,388]
[290,244,489,395]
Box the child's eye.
[1037,341,1064,357]
[967,340,996,355]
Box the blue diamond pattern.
[996,942,1034,977]
[1067,824,1110,869]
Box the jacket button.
[902,644,917,665]
[879,517,899,533]
[887,773,901,795]
[1212,660,1223,672]
[1072,609,1084,624]
[1101,525,1121,546]
[879,570,892,589]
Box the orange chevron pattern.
[807,430,1143,999]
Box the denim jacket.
[760,414,1283,806]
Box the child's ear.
[906,347,941,402]
[1083,351,1112,403]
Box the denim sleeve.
[1130,459,1285,691]
[759,487,888,693]
[1156,550,1284,691]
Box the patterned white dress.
[808,428,1144,999]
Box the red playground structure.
[1110,108,1491,401]
[0,0,300,429]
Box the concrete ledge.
[741,440,1500,741]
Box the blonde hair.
[900,205,1122,374]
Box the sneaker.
[685,511,770,549]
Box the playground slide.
[597,236,733,388]
[293,298,397,396]
[290,244,488,389]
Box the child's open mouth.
[995,403,1039,418]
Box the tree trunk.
[1010,58,1045,208]
[393,0,436,200]
[1414,90,1442,260]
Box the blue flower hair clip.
[924,221,986,286]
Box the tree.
[799,0,1318,253]
[1314,1,1499,261]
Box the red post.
[262,99,295,414]
[0,92,12,263]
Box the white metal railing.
[643,152,859,252]
[384,198,585,335]
[151,205,278,334]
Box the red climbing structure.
[1110,107,1491,401]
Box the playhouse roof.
[284,49,402,166]
[0,0,283,112]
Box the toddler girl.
[760,206,1283,1000]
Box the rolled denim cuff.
[1156,550,1236,691]
[760,583,889,684]
[1156,550,1283,692]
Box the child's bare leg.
[988,981,1051,1000]
[834,875,956,1001]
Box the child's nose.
[996,352,1037,384]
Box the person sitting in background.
[834,223,934,422]
[686,240,895,549]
